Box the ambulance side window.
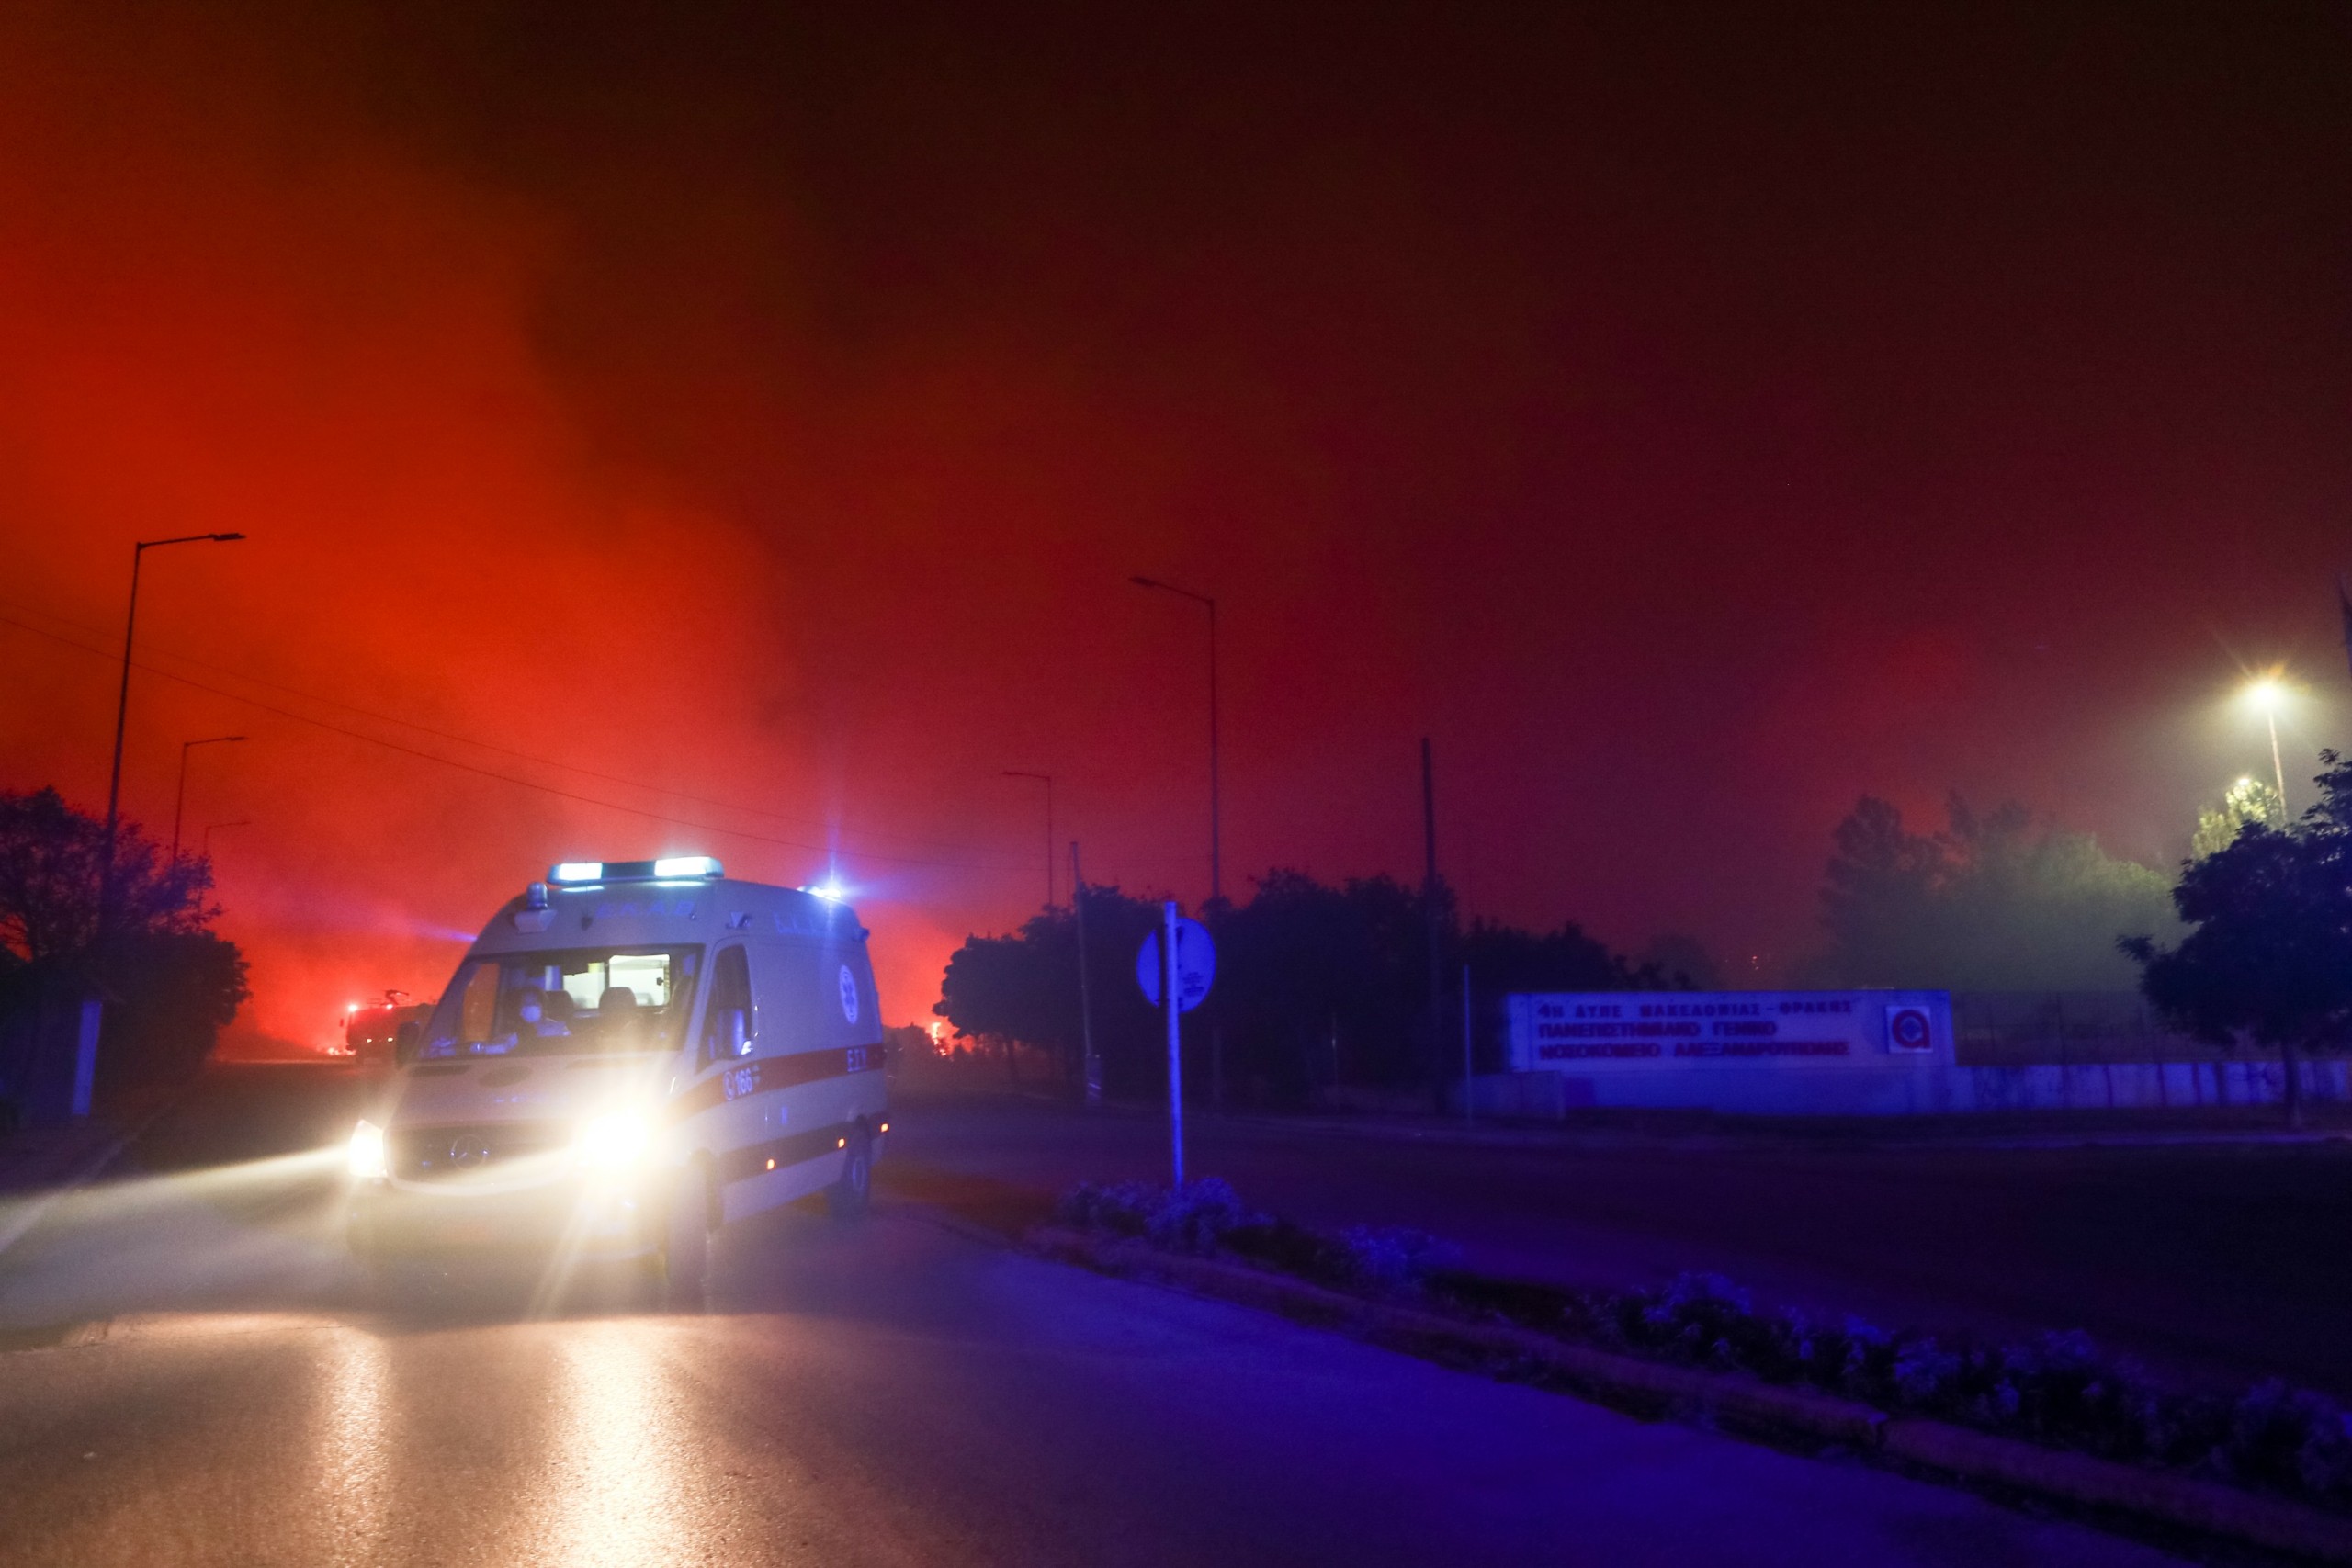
[700,945,756,1067]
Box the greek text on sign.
[1506,991,1950,1072]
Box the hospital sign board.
[1507,990,1949,1072]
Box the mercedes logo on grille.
[445,1134,492,1169]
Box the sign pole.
[1136,905,1212,1186]
[1165,898,1183,1187]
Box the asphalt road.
[892,1093,2352,1400]
[0,1066,2208,1566]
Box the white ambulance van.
[346,857,888,1301]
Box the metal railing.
[1950,991,2211,1066]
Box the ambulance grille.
[390,1122,570,1180]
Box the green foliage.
[1057,1179,1456,1293]
[0,788,247,1102]
[1816,795,2177,990]
[1597,1278,2352,1505]
[935,883,1168,1098]
[1640,932,1724,989]
[0,786,220,963]
[935,870,1651,1103]
[91,931,251,1102]
[1067,1180,2352,1510]
[2122,750,2352,1066]
[2192,776,2287,862]
[1213,870,1441,1099]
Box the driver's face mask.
[519,1002,542,1024]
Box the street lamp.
[173,736,246,861]
[1129,575,1220,902]
[1001,771,1055,909]
[200,819,251,857]
[101,532,246,931]
[2244,675,2290,812]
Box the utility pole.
[2266,707,2288,814]
[1422,738,1443,1108]
[1072,840,1100,1106]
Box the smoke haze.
[1,3,2346,1043]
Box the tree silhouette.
[2191,776,2287,862]
[2122,751,2352,1126]
[0,788,247,1109]
[0,787,219,964]
[1818,794,2176,990]
[934,867,1651,1106]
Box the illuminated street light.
[2241,674,2290,812]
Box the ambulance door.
[745,938,841,1203]
[688,942,767,1215]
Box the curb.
[1028,1226,2352,1562]
[1211,1110,2352,1156]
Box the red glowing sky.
[2,3,2346,1045]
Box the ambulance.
[345,857,888,1302]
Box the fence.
[1462,1055,2347,1118]
[1950,991,2212,1066]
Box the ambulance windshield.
[415,947,703,1060]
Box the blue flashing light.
[653,855,724,880]
[802,879,850,903]
[551,862,603,884]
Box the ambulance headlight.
[573,1110,654,1170]
[348,1120,388,1181]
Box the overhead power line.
[0,593,1004,858]
[0,608,1034,873]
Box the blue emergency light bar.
[548,856,724,885]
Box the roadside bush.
[1057,1179,1454,1292]
[1057,1179,1262,1254]
[2227,1381,2352,1499]
[1592,1272,2351,1509]
[1057,1182,2352,1512]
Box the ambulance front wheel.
[829,1127,873,1220]
[662,1165,712,1311]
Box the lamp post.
[2245,677,2290,811]
[1128,575,1219,902]
[1001,771,1055,908]
[101,533,245,931]
[172,736,246,861]
[200,819,251,858]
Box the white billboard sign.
[1508,990,1951,1072]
